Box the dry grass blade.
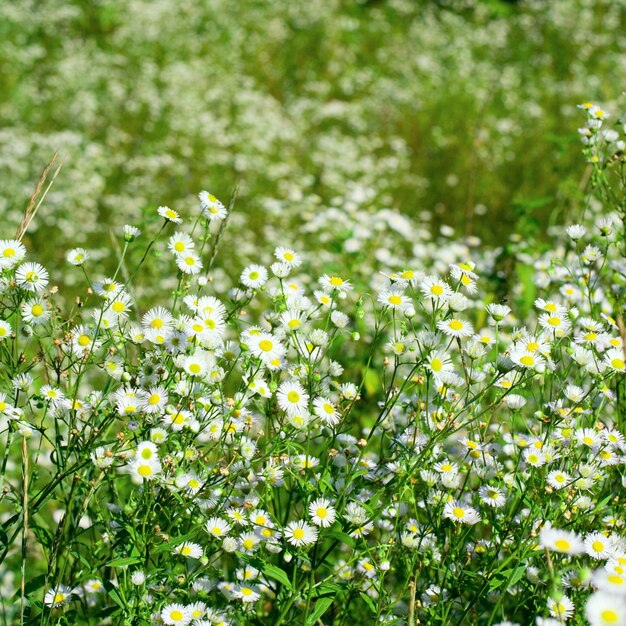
[16,151,63,241]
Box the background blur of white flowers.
[1,0,625,280]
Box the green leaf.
[313,582,343,597]
[306,596,334,625]
[107,556,142,568]
[237,554,293,591]
[360,591,377,613]
[260,562,293,591]
[13,574,46,601]
[325,528,355,549]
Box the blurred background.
[1,0,625,282]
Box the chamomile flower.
[309,498,336,527]
[604,348,625,372]
[66,247,89,265]
[548,595,575,621]
[234,585,260,603]
[592,570,626,594]
[585,592,626,626]
[280,309,306,331]
[378,288,410,310]
[478,486,506,508]
[15,262,49,293]
[547,470,571,489]
[0,239,26,268]
[443,501,481,525]
[176,252,203,275]
[313,397,340,426]
[199,191,227,221]
[168,232,195,256]
[83,579,104,593]
[158,205,182,224]
[510,348,545,370]
[21,298,50,324]
[585,533,614,560]
[277,380,309,415]
[240,264,268,289]
[437,318,474,338]
[128,457,162,482]
[133,437,157,460]
[420,276,452,301]
[206,517,232,538]
[0,320,12,341]
[143,386,168,413]
[539,311,571,335]
[142,307,174,332]
[106,290,133,318]
[319,274,352,293]
[44,585,73,607]
[540,528,585,554]
[161,603,192,625]
[174,542,203,559]
[248,332,286,365]
[274,247,302,267]
[284,520,318,547]
[163,409,192,431]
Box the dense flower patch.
[0,104,625,625]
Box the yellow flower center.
[259,339,273,352]
[601,610,618,624]
[174,242,185,252]
[388,295,402,306]
[78,334,91,346]
[287,391,300,403]
[171,610,183,621]
[431,285,443,296]
[3,248,15,257]
[520,355,534,366]
[554,539,571,551]
[293,528,305,540]
[329,277,343,287]
[592,540,605,552]
[452,507,465,518]
[137,465,152,477]
[449,320,463,331]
